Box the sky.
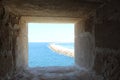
[28,23,74,43]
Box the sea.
[28,42,74,67]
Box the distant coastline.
[29,42,74,67]
[49,43,74,57]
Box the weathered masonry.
[0,0,120,80]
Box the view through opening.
[28,23,74,67]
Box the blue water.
[28,42,74,67]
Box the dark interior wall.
[0,0,120,80]
[95,0,120,49]
[0,2,20,79]
[93,0,120,80]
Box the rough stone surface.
[0,2,20,80]
[3,0,101,18]
[10,66,96,80]
[93,0,120,80]
[0,0,120,80]
[93,48,120,80]
[75,32,95,70]
[16,19,28,70]
[95,0,120,49]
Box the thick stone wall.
[0,0,120,80]
[75,19,95,71]
[16,18,28,69]
[0,2,21,80]
[95,0,120,49]
[94,48,120,80]
[93,0,120,80]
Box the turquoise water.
[28,42,74,67]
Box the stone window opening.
[15,17,95,79]
[28,23,75,68]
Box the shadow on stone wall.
[0,3,20,79]
[94,48,120,80]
